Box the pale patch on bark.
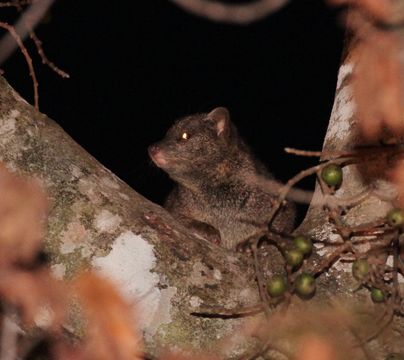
[386,256,404,283]
[50,263,66,280]
[100,175,120,190]
[92,231,176,337]
[326,85,356,143]
[70,165,83,180]
[60,222,91,255]
[189,296,203,308]
[77,178,103,205]
[336,63,354,90]
[146,287,177,341]
[0,109,18,146]
[34,306,54,329]
[231,287,259,307]
[119,192,130,200]
[213,269,222,281]
[190,261,222,287]
[313,223,342,246]
[94,209,122,233]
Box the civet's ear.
[208,107,230,136]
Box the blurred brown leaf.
[353,24,403,139]
[295,334,337,360]
[0,268,66,328]
[328,0,391,21]
[250,302,367,359]
[70,272,142,360]
[161,352,217,360]
[0,164,48,267]
[328,1,404,140]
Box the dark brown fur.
[148,107,295,249]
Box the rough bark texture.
[0,76,263,358]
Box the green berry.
[386,353,404,360]
[352,259,370,281]
[370,287,385,303]
[295,273,316,297]
[285,249,304,268]
[387,208,404,227]
[267,275,287,297]
[321,164,343,187]
[293,236,312,256]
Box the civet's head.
[149,107,237,182]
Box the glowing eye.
[181,132,190,140]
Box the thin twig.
[267,157,355,226]
[285,144,404,160]
[284,147,353,159]
[251,241,271,316]
[264,230,290,249]
[0,21,39,108]
[29,30,69,78]
[337,218,388,237]
[317,170,347,230]
[310,242,353,275]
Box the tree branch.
[0,0,54,65]
[168,0,289,25]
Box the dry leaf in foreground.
[251,303,372,359]
[353,26,403,139]
[161,352,217,360]
[328,0,392,22]
[295,334,338,360]
[0,268,66,328]
[65,272,143,360]
[329,1,404,140]
[0,164,48,267]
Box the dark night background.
[2,0,344,219]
